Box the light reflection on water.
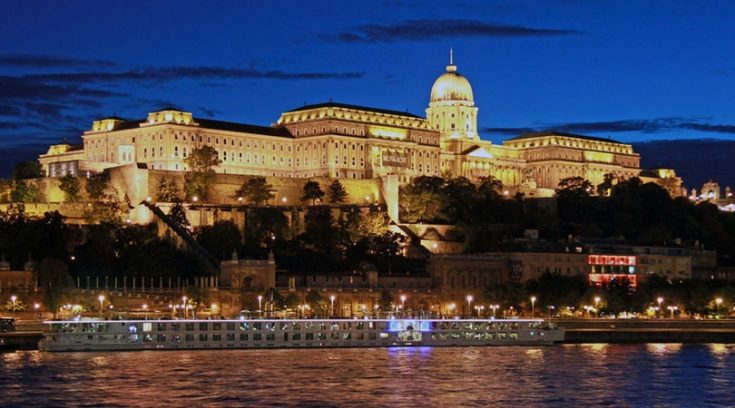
[1,344,735,407]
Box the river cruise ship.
[39,318,564,352]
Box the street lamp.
[98,294,105,319]
[211,303,218,317]
[257,295,263,317]
[716,297,723,316]
[490,304,499,318]
[594,296,601,316]
[530,296,537,318]
[667,305,678,319]
[466,295,474,318]
[547,305,555,319]
[330,295,336,317]
[182,296,188,319]
[448,303,456,317]
[400,295,407,315]
[657,296,664,317]
[9,295,18,317]
[142,303,148,320]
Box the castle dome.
[429,50,474,105]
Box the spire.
[446,48,457,73]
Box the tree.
[11,181,39,203]
[596,173,616,197]
[195,220,241,261]
[302,181,325,205]
[185,146,221,201]
[245,207,289,248]
[13,160,43,180]
[235,177,274,205]
[187,145,222,173]
[86,172,110,200]
[399,179,450,223]
[36,258,74,318]
[378,289,393,312]
[327,179,348,203]
[305,290,327,317]
[556,176,593,196]
[59,175,81,202]
[168,201,190,228]
[155,176,180,202]
[4,297,26,313]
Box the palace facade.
[39,55,659,194]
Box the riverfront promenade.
[556,318,735,343]
[2,319,735,351]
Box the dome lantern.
[429,49,474,106]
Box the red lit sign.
[588,274,638,288]
[588,255,636,266]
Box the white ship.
[39,318,565,351]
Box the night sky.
[1,0,734,179]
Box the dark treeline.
[400,175,735,259]
[489,272,735,316]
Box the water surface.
[2,344,734,407]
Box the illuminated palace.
[40,54,654,194]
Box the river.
[2,344,734,407]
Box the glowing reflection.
[708,343,729,356]
[646,343,682,355]
[580,343,609,357]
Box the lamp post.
[667,305,678,319]
[98,294,105,319]
[716,297,723,316]
[330,295,336,317]
[9,295,17,317]
[547,305,555,319]
[490,304,499,318]
[257,295,263,318]
[448,303,456,317]
[400,295,406,316]
[182,296,188,319]
[530,296,537,318]
[594,296,601,317]
[142,303,148,320]
[33,302,40,319]
[466,295,474,318]
[657,297,664,317]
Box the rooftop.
[286,101,424,119]
[507,131,623,145]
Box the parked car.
[0,318,16,332]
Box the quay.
[556,319,735,343]
[3,319,735,351]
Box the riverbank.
[555,318,735,343]
[2,319,734,351]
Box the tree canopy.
[235,177,274,205]
[302,181,325,205]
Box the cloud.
[679,123,735,134]
[486,117,735,136]
[0,76,125,100]
[22,66,365,83]
[198,107,219,118]
[0,53,117,68]
[321,19,581,42]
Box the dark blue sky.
[1,0,735,177]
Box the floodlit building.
[38,53,650,196]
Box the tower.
[426,49,479,141]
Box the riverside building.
[38,53,656,196]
